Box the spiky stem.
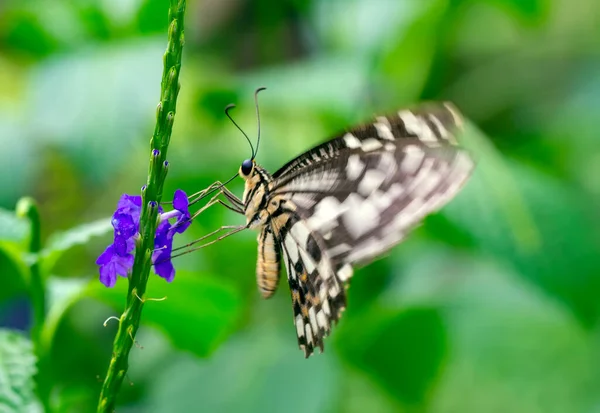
[96,1,186,411]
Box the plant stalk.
[97,1,186,411]
[15,197,45,346]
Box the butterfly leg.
[187,181,226,204]
[216,199,244,214]
[189,181,244,215]
[220,186,244,209]
[169,224,248,258]
[190,188,243,221]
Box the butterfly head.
[239,158,254,179]
[226,86,267,183]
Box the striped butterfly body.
[230,102,474,357]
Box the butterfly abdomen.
[256,226,281,298]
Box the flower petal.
[112,212,137,240]
[115,194,142,227]
[97,244,135,287]
[96,244,115,265]
[172,189,188,211]
[99,262,118,288]
[172,189,191,233]
[152,220,177,281]
[117,194,142,210]
[153,257,175,282]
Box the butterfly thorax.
[240,162,279,229]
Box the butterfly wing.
[272,102,464,179]
[269,210,346,357]
[268,103,474,356]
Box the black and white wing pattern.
[239,102,474,357]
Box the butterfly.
[201,89,474,358]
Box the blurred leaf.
[424,212,478,249]
[389,252,600,413]
[137,0,170,34]
[36,278,126,413]
[0,330,42,412]
[88,271,243,357]
[445,148,600,325]
[335,367,399,413]
[335,306,447,406]
[492,0,549,20]
[40,297,118,413]
[543,72,600,199]
[377,0,448,103]
[25,39,164,184]
[240,56,370,118]
[0,207,29,243]
[1,7,58,57]
[41,278,89,352]
[40,217,112,274]
[139,320,339,413]
[448,120,540,252]
[195,86,240,123]
[0,208,31,301]
[77,3,111,40]
[0,244,30,303]
[450,2,524,57]
[314,0,409,54]
[345,260,395,309]
[0,87,38,207]
[437,120,600,324]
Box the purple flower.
[96,244,134,288]
[112,213,136,255]
[96,190,191,287]
[115,194,142,225]
[152,220,176,282]
[172,189,191,233]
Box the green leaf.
[241,56,371,118]
[2,6,58,57]
[335,367,400,413]
[335,306,447,406]
[36,279,123,413]
[0,208,31,301]
[377,0,448,103]
[491,0,549,20]
[0,330,42,412]
[40,278,89,352]
[0,207,29,243]
[39,217,112,274]
[384,249,600,413]
[140,320,338,413]
[26,40,164,184]
[444,127,600,325]
[88,270,243,357]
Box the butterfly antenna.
[225,103,255,159]
[254,87,266,159]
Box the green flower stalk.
[15,197,44,348]
[97,1,186,411]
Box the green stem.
[97,1,186,411]
[15,197,44,346]
[16,197,51,412]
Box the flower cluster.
[96,190,191,287]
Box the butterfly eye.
[240,159,253,176]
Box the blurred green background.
[1,0,600,412]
